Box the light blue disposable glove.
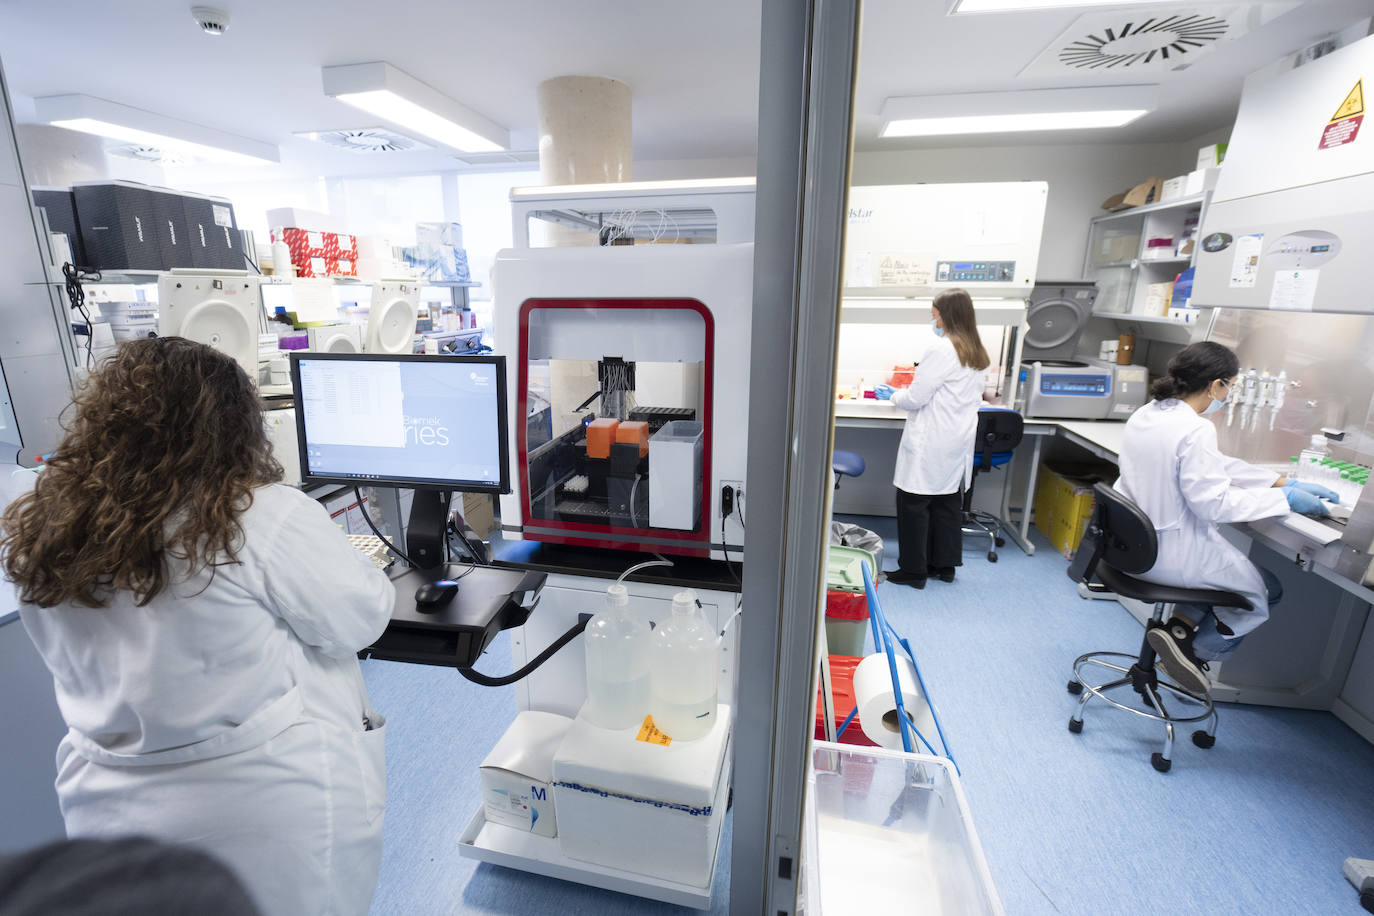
[874,384,894,401]
[1285,480,1339,503]
[1284,485,1330,517]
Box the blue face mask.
[1203,380,1229,415]
[932,319,945,338]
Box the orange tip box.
[586,418,620,459]
[615,420,650,457]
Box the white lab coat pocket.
[352,712,387,825]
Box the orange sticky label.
[636,715,672,746]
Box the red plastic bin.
[814,654,879,747]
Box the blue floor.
[362,520,1374,915]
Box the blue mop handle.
[862,561,913,753]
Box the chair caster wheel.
[1151,752,1172,773]
[1068,717,1083,734]
[1067,680,1083,695]
[1192,731,1216,749]
[987,551,998,562]
[994,536,1005,547]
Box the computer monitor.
[290,352,510,494]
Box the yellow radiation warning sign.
[1321,79,1364,150]
[1331,79,1364,122]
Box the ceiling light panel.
[322,62,508,153]
[33,95,279,164]
[880,85,1157,137]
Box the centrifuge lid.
[1022,281,1098,361]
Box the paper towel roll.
[852,652,934,750]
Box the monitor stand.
[406,489,450,575]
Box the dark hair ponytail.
[1151,341,1240,401]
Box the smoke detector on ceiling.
[191,6,230,36]
[295,128,431,153]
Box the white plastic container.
[649,421,703,530]
[806,742,1003,915]
[649,589,718,741]
[582,583,651,730]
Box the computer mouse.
[414,579,460,613]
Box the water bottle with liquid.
[582,583,651,729]
[649,589,719,741]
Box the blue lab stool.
[962,407,1023,562]
[832,449,865,489]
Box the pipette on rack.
[1251,370,1272,434]
[1237,368,1259,433]
[1269,370,1287,431]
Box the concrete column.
[536,76,631,246]
[537,76,632,186]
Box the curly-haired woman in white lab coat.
[875,289,989,589]
[1,338,395,916]
[1115,341,1337,694]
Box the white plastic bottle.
[582,583,651,729]
[1298,434,1329,484]
[649,589,719,741]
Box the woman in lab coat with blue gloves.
[1115,341,1337,694]
[875,288,990,589]
[1,338,395,916]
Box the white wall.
[851,139,1210,281]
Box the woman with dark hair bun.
[1,338,394,916]
[1114,341,1338,695]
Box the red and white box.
[327,257,357,277]
[325,232,358,261]
[272,227,329,273]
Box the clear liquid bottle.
[582,583,651,729]
[649,589,719,741]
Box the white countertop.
[833,401,1129,459]
[1055,420,1127,458]
[833,399,903,420]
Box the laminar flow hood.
[1193,32,1374,314]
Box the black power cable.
[456,614,588,687]
[62,262,98,369]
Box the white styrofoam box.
[481,711,573,839]
[648,421,703,530]
[265,407,301,486]
[1184,167,1220,197]
[1161,175,1187,202]
[266,207,337,233]
[553,704,731,886]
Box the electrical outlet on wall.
[720,480,744,548]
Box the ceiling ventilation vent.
[1020,5,1295,79]
[1058,14,1229,70]
[451,150,540,166]
[107,145,188,166]
[296,128,430,154]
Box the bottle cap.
[606,583,629,606]
[672,588,697,613]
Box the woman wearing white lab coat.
[1115,341,1336,694]
[875,289,989,588]
[1,338,395,916]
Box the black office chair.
[1065,483,1252,773]
[961,407,1023,562]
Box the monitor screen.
[290,353,510,492]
